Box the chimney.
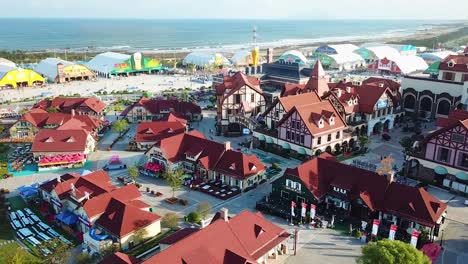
[220,208,229,222]
[71,109,75,116]
[224,141,231,151]
[387,171,395,183]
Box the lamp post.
[439,229,444,247]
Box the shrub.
[271,163,280,171]
[187,211,201,224]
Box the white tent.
[183,52,231,67]
[418,51,457,62]
[328,52,365,70]
[0,58,16,68]
[392,56,428,74]
[278,50,308,65]
[327,44,359,54]
[35,58,73,81]
[365,46,401,61]
[86,52,131,75]
[231,50,253,66]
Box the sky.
[4,0,468,20]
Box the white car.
[24,208,33,215]
[16,210,25,218]
[9,212,17,221]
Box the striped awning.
[282,143,291,150]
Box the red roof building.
[134,121,186,150]
[125,98,201,123]
[38,170,161,253]
[140,209,289,264]
[282,60,330,97]
[32,129,95,154]
[436,109,468,128]
[215,71,266,134]
[271,154,447,233]
[33,97,107,117]
[100,252,140,264]
[146,130,266,190]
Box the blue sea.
[0,18,457,52]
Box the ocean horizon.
[0,18,463,52]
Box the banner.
[410,231,420,248]
[301,202,306,217]
[371,219,380,236]
[389,225,397,240]
[291,201,296,217]
[310,204,316,219]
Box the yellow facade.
[0,68,45,88]
[63,64,95,78]
[251,47,259,67]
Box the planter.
[179,199,188,206]
[146,187,150,192]
[165,197,178,204]
[156,192,163,197]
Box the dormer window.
[318,118,324,128]
[45,137,54,143]
[229,163,236,170]
[329,117,335,125]
[354,99,358,105]
[65,137,75,143]
[447,61,454,68]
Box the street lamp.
[439,229,444,247]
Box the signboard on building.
[388,225,397,240]
[377,58,392,71]
[377,99,388,109]
[371,219,380,236]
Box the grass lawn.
[0,242,41,264]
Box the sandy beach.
[0,74,208,106]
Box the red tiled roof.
[282,83,306,97]
[20,112,101,132]
[83,184,142,218]
[362,77,400,93]
[215,71,261,97]
[439,55,468,73]
[278,100,347,136]
[384,184,447,227]
[284,154,446,227]
[142,210,289,264]
[32,129,90,153]
[214,150,266,179]
[39,173,80,193]
[355,85,395,114]
[161,112,188,125]
[96,197,161,237]
[34,97,106,114]
[132,98,201,116]
[436,109,468,128]
[278,92,321,112]
[303,60,330,97]
[100,252,140,264]
[135,121,186,142]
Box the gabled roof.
[159,228,199,245]
[32,129,90,152]
[142,210,289,264]
[95,197,160,237]
[278,91,321,112]
[135,121,186,142]
[34,97,106,114]
[277,100,347,136]
[283,154,446,227]
[214,150,266,179]
[355,85,395,113]
[215,72,263,104]
[20,111,102,132]
[131,98,201,116]
[161,112,188,125]
[39,173,80,193]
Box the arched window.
[420,97,433,112]
[437,100,451,116]
[404,94,416,109]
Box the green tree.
[161,212,180,230]
[142,91,152,98]
[75,253,93,264]
[113,104,124,112]
[399,136,413,162]
[0,124,4,134]
[163,169,184,198]
[128,165,139,182]
[187,211,201,224]
[46,107,59,113]
[7,248,27,264]
[132,228,148,245]
[111,119,128,136]
[357,239,431,264]
[196,201,212,220]
[209,96,217,105]
[42,238,71,264]
[18,108,29,115]
[100,244,119,259]
[358,136,370,153]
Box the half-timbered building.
[254,99,352,157]
[408,116,468,195]
[264,154,447,239]
[215,72,266,134]
[33,97,107,120]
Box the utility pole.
[294,229,299,256]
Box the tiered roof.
[129,98,201,116]
[32,129,90,153]
[20,111,102,133]
[34,97,106,114]
[135,121,186,143]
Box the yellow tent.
[0,66,45,88]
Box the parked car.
[103,163,127,171]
